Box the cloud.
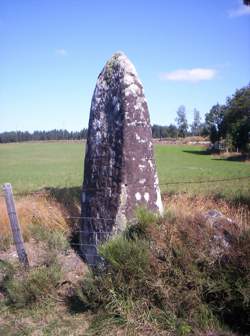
[55,48,68,56]
[160,68,217,83]
[228,2,250,17]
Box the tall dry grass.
[0,194,70,246]
[163,193,250,233]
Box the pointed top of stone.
[104,51,138,78]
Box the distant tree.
[151,124,178,139]
[167,124,178,138]
[191,108,202,136]
[244,0,250,6]
[205,103,225,144]
[175,105,188,137]
[152,125,161,138]
[223,84,250,152]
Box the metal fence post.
[2,183,29,268]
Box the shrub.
[0,235,12,251]
[124,207,157,240]
[29,223,70,253]
[0,256,62,308]
[99,236,149,277]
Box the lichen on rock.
[80,52,163,265]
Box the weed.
[29,222,70,253]
[0,257,62,308]
[0,235,12,251]
[124,207,158,240]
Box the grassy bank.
[1,204,249,335]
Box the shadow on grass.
[212,154,249,162]
[216,193,250,209]
[182,149,210,155]
[45,186,81,218]
[44,186,85,259]
[65,294,90,313]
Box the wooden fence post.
[2,183,29,268]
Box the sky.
[0,0,250,132]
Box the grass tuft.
[0,255,61,308]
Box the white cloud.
[228,2,250,17]
[160,68,217,83]
[55,48,68,56]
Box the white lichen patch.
[124,73,135,86]
[95,130,102,144]
[144,192,149,202]
[134,97,145,111]
[115,183,128,231]
[139,178,146,184]
[114,102,120,113]
[135,192,141,201]
[153,173,164,215]
[127,83,140,96]
[92,119,101,129]
[138,164,145,170]
[112,96,118,106]
[148,159,153,169]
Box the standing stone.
[81,52,163,265]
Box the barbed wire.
[1,175,250,198]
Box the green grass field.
[0,142,249,202]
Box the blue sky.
[0,0,249,132]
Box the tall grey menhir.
[81,52,163,265]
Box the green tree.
[223,84,250,152]
[191,108,202,136]
[205,104,225,144]
[175,105,188,137]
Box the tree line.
[0,129,88,143]
[1,84,249,152]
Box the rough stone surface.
[81,52,163,265]
[203,210,235,259]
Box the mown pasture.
[0,141,249,203]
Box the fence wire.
[0,175,250,198]
[1,174,250,266]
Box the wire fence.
[2,207,250,267]
[0,175,250,198]
[1,175,250,266]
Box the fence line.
[0,175,250,198]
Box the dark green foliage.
[205,103,225,144]
[0,128,88,143]
[0,256,62,308]
[205,83,250,152]
[152,124,178,138]
[223,85,250,152]
[124,207,157,240]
